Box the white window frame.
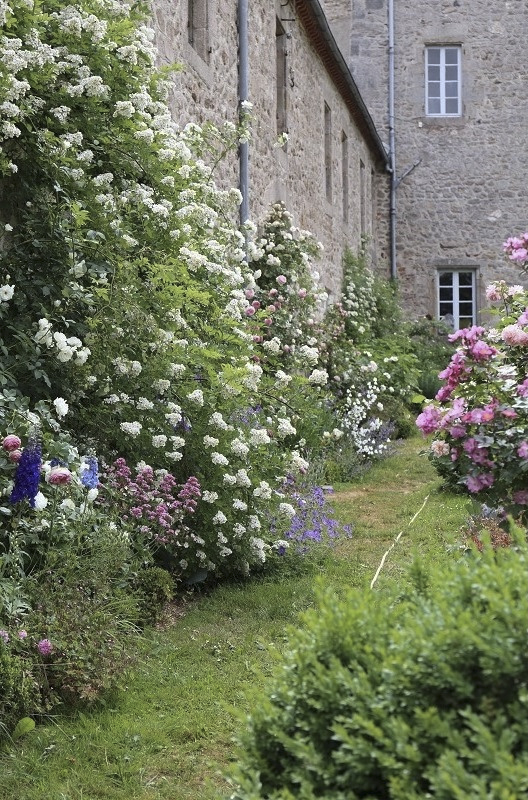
[436,269,476,330]
[425,46,462,117]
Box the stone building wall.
[150,0,389,300]
[326,1,528,323]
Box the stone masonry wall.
[150,0,389,300]
[326,1,528,321]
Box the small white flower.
[0,284,15,301]
[203,435,219,448]
[213,511,227,525]
[211,452,229,466]
[279,502,296,519]
[152,435,167,448]
[120,421,142,437]
[53,397,69,418]
[34,491,48,511]
[187,389,204,406]
[202,491,219,503]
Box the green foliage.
[232,535,528,799]
[132,566,174,624]
[0,645,41,739]
[408,318,455,400]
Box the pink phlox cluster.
[466,472,495,493]
[516,378,528,397]
[503,233,528,264]
[517,441,528,458]
[513,490,528,505]
[103,459,201,546]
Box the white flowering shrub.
[0,0,340,588]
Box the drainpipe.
[238,0,249,227]
[388,0,397,281]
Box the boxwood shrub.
[232,534,528,799]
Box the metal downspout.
[238,0,249,227]
[388,0,397,281]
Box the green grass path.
[0,437,471,800]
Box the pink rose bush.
[416,260,528,514]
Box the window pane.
[459,303,474,316]
[439,273,453,286]
[459,287,473,301]
[439,287,453,301]
[445,48,459,64]
[459,317,473,328]
[458,272,473,285]
[445,65,458,80]
[440,302,453,316]
[428,65,440,81]
[428,82,441,98]
[445,81,459,98]
[445,98,459,114]
[428,98,441,114]
[427,48,441,64]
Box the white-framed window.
[426,46,461,116]
[437,270,476,329]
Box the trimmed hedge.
[232,534,528,799]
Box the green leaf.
[12,718,36,741]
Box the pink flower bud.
[47,467,72,485]
[276,275,287,285]
[2,435,21,452]
[245,306,256,316]
[266,304,277,313]
[252,300,261,309]
[253,335,263,343]
[245,288,255,299]
[8,449,22,463]
[264,318,273,326]
[269,288,278,297]
[298,288,307,298]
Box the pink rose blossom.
[244,288,255,299]
[502,324,528,346]
[264,318,273,326]
[298,288,307,298]
[2,434,21,452]
[416,405,442,434]
[266,304,277,313]
[245,306,256,316]
[47,467,72,485]
[276,275,287,285]
[252,300,261,309]
[8,449,23,463]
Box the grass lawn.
[0,436,471,800]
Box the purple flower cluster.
[104,458,201,547]
[282,483,353,547]
[81,455,99,489]
[9,432,42,507]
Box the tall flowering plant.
[416,262,528,515]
